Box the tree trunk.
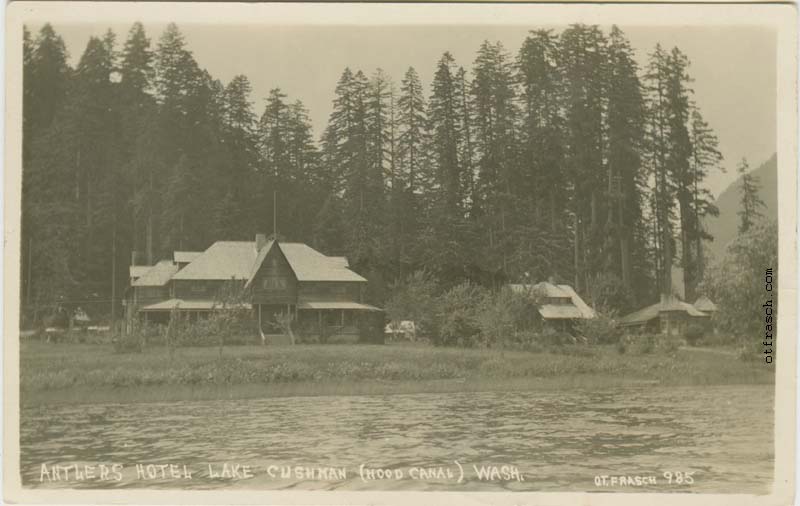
[111,220,117,334]
[147,170,154,265]
[574,214,582,292]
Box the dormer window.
[262,277,287,290]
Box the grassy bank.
[20,341,773,405]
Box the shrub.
[385,270,440,338]
[357,312,386,344]
[626,333,656,355]
[575,311,622,344]
[657,335,681,354]
[537,326,573,346]
[433,282,485,347]
[700,220,777,339]
[474,288,539,347]
[683,324,705,346]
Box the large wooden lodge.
[125,234,383,343]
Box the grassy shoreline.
[21,341,774,406]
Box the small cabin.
[620,295,709,335]
[509,281,595,331]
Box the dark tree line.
[21,22,725,320]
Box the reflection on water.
[21,384,773,493]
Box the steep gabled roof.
[171,242,257,280]
[328,256,349,268]
[129,265,151,280]
[279,243,366,282]
[509,282,595,320]
[693,295,719,312]
[539,305,585,319]
[620,298,706,326]
[244,240,276,287]
[510,282,570,299]
[244,242,366,287]
[174,251,202,264]
[557,285,596,319]
[171,240,367,285]
[132,260,180,287]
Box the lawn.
[19,340,774,405]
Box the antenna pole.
[273,190,277,238]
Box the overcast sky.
[44,22,775,198]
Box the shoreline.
[22,374,773,407]
[20,341,774,407]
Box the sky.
[42,22,776,198]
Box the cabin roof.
[509,282,595,319]
[174,251,202,264]
[132,260,180,287]
[538,304,586,319]
[620,298,706,326]
[510,282,567,299]
[129,265,151,280]
[297,301,381,311]
[556,284,596,319]
[693,295,719,312]
[328,256,349,268]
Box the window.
[262,277,288,290]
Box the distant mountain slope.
[704,153,777,260]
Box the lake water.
[20,384,773,493]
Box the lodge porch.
[257,301,384,344]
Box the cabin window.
[189,283,206,295]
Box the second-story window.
[262,277,287,290]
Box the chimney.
[548,275,556,284]
[131,250,142,266]
[255,233,267,251]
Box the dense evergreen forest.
[21,22,727,319]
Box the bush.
[700,220,777,339]
[683,324,705,346]
[119,319,163,352]
[625,333,656,355]
[474,287,540,347]
[575,312,622,344]
[537,327,574,346]
[657,335,681,354]
[433,282,485,347]
[385,270,440,338]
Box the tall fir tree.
[515,29,572,283]
[604,25,648,301]
[687,106,722,293]
[737,158,765,234]
[560,25,608,293]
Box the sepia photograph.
[3,2,797,505]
